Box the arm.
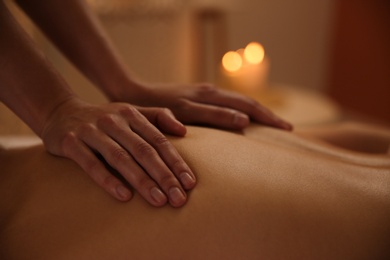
[14,0,137,99]
[0,0,74,138]
[0,0,195,207]
[15,0,292,131]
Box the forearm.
[0,1,76,136]
[15,0,142,100]
[13,0,293,131]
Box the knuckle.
[245,96,259,107]
[171,159,185,172]
[110,147,130,162]
[152,133,169,146]
[216,108,233,118]
[84,158,101,175]
[119,105,138,118]
[102,174,117,187]
[196,83,217,96]
[135,141,155,155]
[134,175,154,189]
[157,173,177,188]
[176,99,191,111]
[96,114,116,128]
[197,82,216,91]
[159,107,173,116]
[60,131,78,155]
[212,109,238,124]
[78,123,96,135]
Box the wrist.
[101,74,152,105]
[38,94,84,138]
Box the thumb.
[137,107,187,136]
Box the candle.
[218,42,269,96]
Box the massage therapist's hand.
[40,98,196,207]
[108,82,293,131]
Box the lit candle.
[218,42,269,96]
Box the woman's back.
[1,125,389,259]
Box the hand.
[40,98,196,207]
[111,82,293,131]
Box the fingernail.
[269,113,293,131]
[175,122,187,136]
[233,113,249,128]
[116,185,131,200]
[180,172,195,189]
[274,117,293,131]
[280,121,293,131]
[151,187,167,205]
[169,187,186,206]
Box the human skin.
[0,124,389,259]
[0,0,291,206]
[13,0,292,131]
[0,0,194,207]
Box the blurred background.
[1,0,389,135]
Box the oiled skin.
[0,125,389,259]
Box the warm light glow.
[244,42,265,64]
[222,51,242,72]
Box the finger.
[131,111,196,190]
[191,86,293,130]
[98,112,188,207]
[118,127,188,208]
[136,108,196,190]
[82,129,169,207]
[61,132,132,202]
[177,100,250,130]
[137,106,187,137]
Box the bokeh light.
[222,51,242,72]
[244,42,265,65]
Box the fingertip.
[233,113,250,129]
[282,121,294,131]
[171,120,187,136]
[150,187,168,207]
[180,171,196,190]
[259,110,293,131]
[165,120,187,137]
[115,185,132,201]
[162,118,187,136]
[168,187,187,208]
[273,117,293,131]
[157,110,187,136]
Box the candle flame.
[244,42,265,65]
[222,51,242,72]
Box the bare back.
[0,125,389,259]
